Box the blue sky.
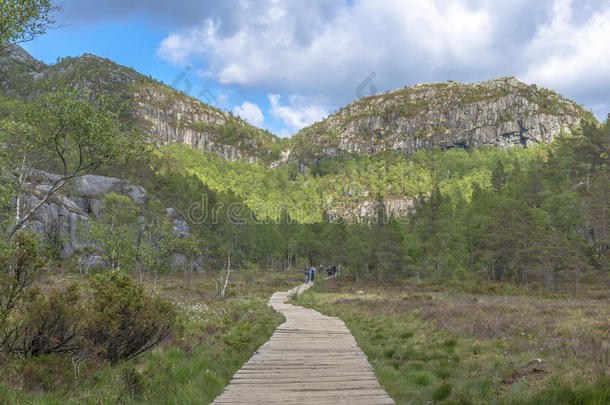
[23,0,610,137]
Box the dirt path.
[212,283,395,404]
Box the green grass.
[293,278,610,404]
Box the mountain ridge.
[288,76,593,163]
[0,46,594,167]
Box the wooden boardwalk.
[212,283,395,405]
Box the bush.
[85,272,176,364]
[9,285,83,357]
[0,232,44,352]
[0,232,44,326]
[18,354,75,392]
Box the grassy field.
[293,277,610,404]
[0,269,302,404]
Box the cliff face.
[290,77,591,162]
[0,47,280,163]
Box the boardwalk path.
[212,283,395,404]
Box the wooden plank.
[211,283,395,404]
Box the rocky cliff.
[0,46,281,163]
[289,77,592,162]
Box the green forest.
[118,118,608,291]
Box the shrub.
[85,272,176,364]
[0,232,44,326]
[18,354,75,392]
[9,285,83,357]
[0,232,44,352]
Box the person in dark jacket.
[310,266,315,282]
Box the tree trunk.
[221,242,231,297]
[152,270,158,297]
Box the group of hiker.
[304,264,340,284]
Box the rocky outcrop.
[26,189,89,259]
[74,175,148,208]
[165,208,191,238]
[326,197,414,223]
[0,45,44,70]
[23,172,192,262]
[290,77,589,162]
[1,46,275,163]
[133,87,259,162]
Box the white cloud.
[157,0,494,94]
[268,94,329,132]
[233,101,264,127]
[521,0,610,108]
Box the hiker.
[310,266,315,282]
[332,265,337,277]
[305,266,310,284]
[327,265,332,277]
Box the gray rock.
[74,175,121,197]
[173,219,190,237]
[60,196,85,214]
[125,185,148,205]
[165,207,177,219]
[74,197,88,213]
[193,257,206,273]
[34,184,53,193]
[89,199,103,217]
[30,169,62,184]
[28,220,45,234]
[61,244,74,259]
[74,175,149,205]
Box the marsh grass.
[0,269,301,404]
[294,277,610,404]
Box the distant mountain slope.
[288,77,594,162]
[0,47,596,168]
[0,46,284,164]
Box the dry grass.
[296,277,610,404]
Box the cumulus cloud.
[233,101,264,127]
[268,94,329,132]
[157,0,495,95]
[521,0,610,116]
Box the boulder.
[173,219,190,237]
[73,175,148,210]
[74,175,120,197]
[125,184,147,205]
[89,199,104,217]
